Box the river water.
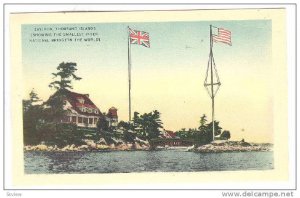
[24,150,273,174]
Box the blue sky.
[22,20,271,74]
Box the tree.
[132,112,142,136]
[45,62,81,122]
[174,115,231,145]
[206,121,222,137]
[49,62,82,90]
[23,89,41,111]
[199,114,207,128]
[141,110,163,140]
[97,114,109,132]
[96,115,116,144]
[147,110,163,139]
[117,121,136,143]
[130,110,163,140]
[36,62,83,146]
[194,130,210,145]
[175,128,189,139]
[43,91,66,122]
[23,89,44,145]
[220,130,231,140]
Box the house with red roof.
[48,89,118,128]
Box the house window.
[82,107,86,112]
[94,118,98,124]
[87,108,92,113]
[83,118,88,124]
[72,116,77,123]
[89,118,93,124]
[78,117,83,123]
[94,110,98,114]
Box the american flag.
[212,27,232,46]
[129,28,150,48]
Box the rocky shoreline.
[190,140,273,153]
[24,139,273,153]
[24,138,150,152]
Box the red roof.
[50,89,102,116]
[165,130,176,138]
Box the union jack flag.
[129,28,150,48]
[212,27,232,46]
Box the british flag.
[129,28,150,48]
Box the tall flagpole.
[127,26,132,121]
[205,25,226,142]
[209,25,215,141]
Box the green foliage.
[41,62,82,142]
[56,123,84,146]
[116,110,163,142]
[23,89,81,147]
[175,128,190,139]
[97,115,109,132]
[118,120,135,131]
[132,110,163,140]
[117,121,136,143]
[199,114,207,128]
[123,130,136,143]
[174,114,230,145]
[49,62,82,90]
[36,122,84,146]
[23,89,44,145]
[43,91,66,122]
[220,130,231,140]
[206,121,222,137]
[23,61,84,147]
[95,115,117,144]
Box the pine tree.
[23,89,43,145]
[220,130,231,140]
[41,62,83,146]
[199,114,208,131]
[49,62,82,90]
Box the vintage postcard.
[6,6,295,189]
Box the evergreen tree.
[97,114,109,132]
[46,62,82,121]
[220,130,231,140]
[96,114,116,144]
[199,114,207,128]
[39,62,83,146]
[206,121,222,137]
[23,89,43,145]
[118,121,136,143]
[133,110,163,140]
[49,62,81,90]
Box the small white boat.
[166,146,192,151]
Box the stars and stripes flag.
[129,28,150,48]
[212,27,232,46]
